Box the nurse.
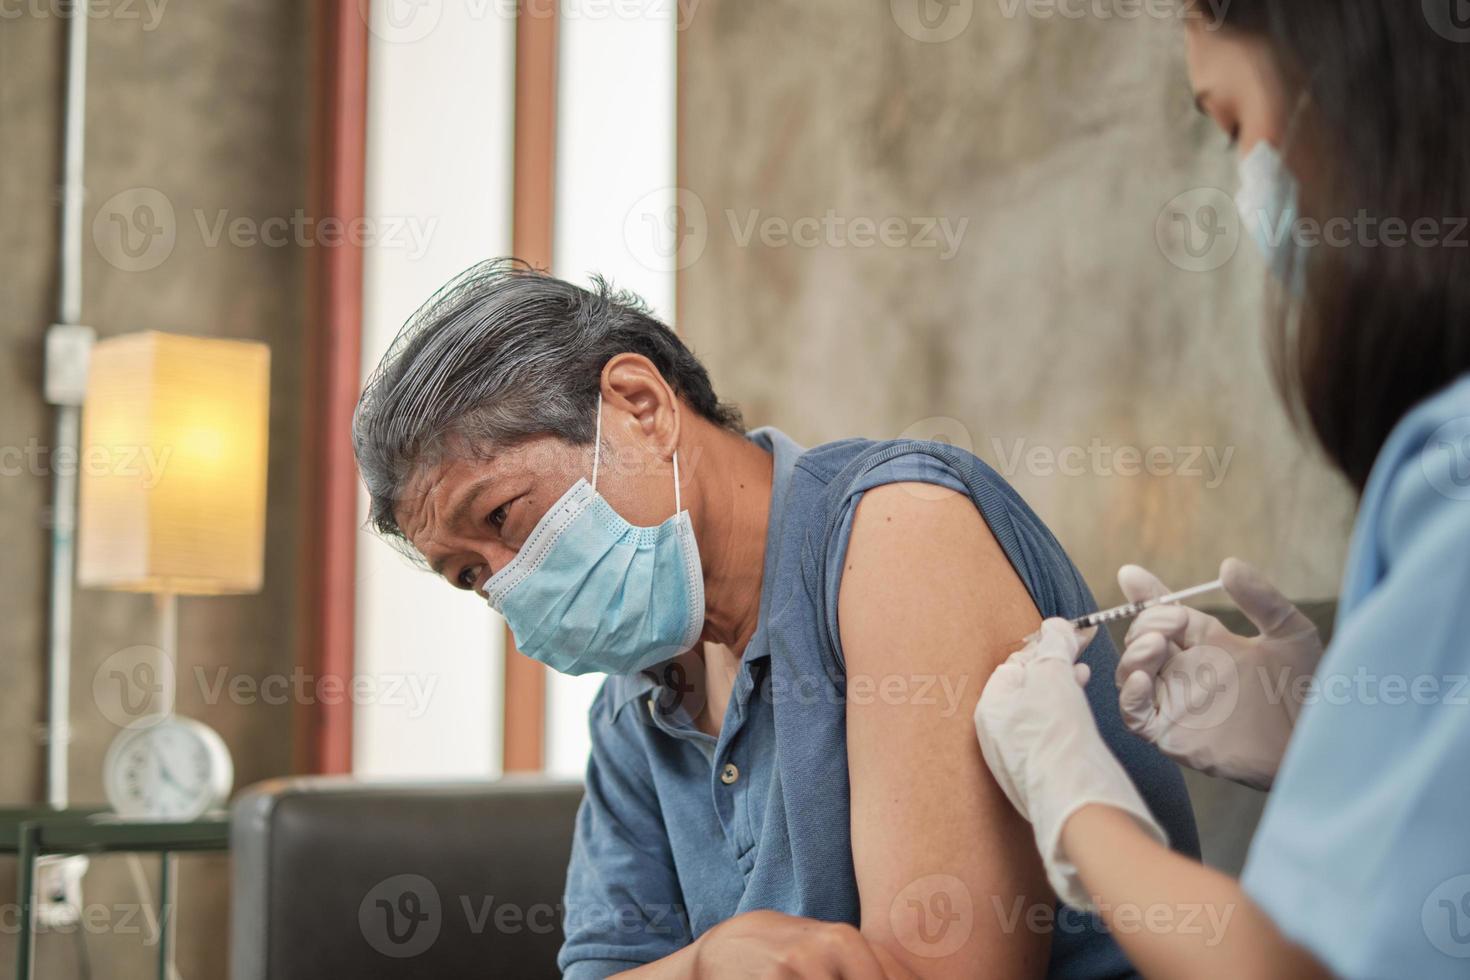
[974,1,1470,978]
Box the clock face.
[103,716,233,820]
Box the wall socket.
[35,854,89,928]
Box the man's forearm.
[1061,805,1327,980]
[611,910,918,979]
[609,940,699,979]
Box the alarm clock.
[103,715,234,820]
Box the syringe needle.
[1068,578,1224,630]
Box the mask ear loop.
[592,392,603,492]
[1280,88,1312,158]
[1277,86,1314,320]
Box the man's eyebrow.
[446,475,499,534]
[1193,88,1211,117]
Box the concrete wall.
[0,2,309,976]
[676,0,1357,604]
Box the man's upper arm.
[839,482,1051,979]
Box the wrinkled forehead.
[392,432,589,541]
[392,451,489,546]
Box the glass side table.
[1,808,229,980]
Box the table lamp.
[76,331,270,819]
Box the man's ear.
[600,353,680,459]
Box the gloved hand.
[1115,558,1323,791]
[975,619,1168,911]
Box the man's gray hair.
[352,258,743,545]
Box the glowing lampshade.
[78,331,271,595]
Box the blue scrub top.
[1241,375,1470,978]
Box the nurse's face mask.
[1235,91,1311,294]
[480,395,705,676]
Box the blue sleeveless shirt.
[558,430,1199,979]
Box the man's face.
[395,434,590,595]
[394,420,683,596]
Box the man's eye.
[488,506,507,529]
[457,566,481,590]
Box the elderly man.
[352,259,1197,979]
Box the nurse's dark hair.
[352,258,743,545]
[1199,0,1470,492]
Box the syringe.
[1068,578,1224,630]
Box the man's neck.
[692,426,775,658]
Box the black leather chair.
[230,776,583,979]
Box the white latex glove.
[975,619,1169,911]
[1115,558,1324,791]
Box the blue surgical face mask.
[480,396,705,676]
[1235,138,1304,291]
[1234,92,1312,295]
